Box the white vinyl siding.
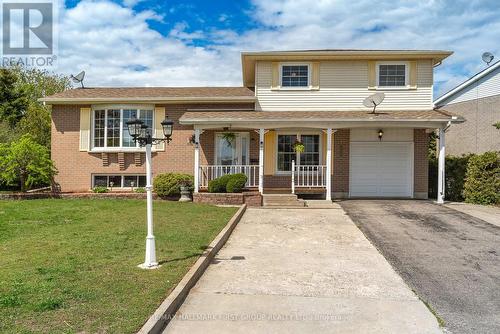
[255,60,433,111]
[436,66,500,106]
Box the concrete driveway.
[165,207,441,333]
[340,200,500,334]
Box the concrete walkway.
[165,207,441,333]
[445,202,500,228]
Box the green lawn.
[0,199,237,334]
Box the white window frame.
[279,63,311,90]
[275,131,322,174]
[375,61,409,89]
[90,104,154,152]
[92,174,147,188]
[214,132,250,165]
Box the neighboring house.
[434,60,500,155]
[42,50,462,201]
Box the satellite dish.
[363,92,385,113]
[482,52,494,66]
[70,71,85,88]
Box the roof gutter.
[38,96,257,105]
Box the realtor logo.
[2,2,53,54]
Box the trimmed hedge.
[226,174,248,193]
[463,151,500,205]
[153,173,193,198]
[428,154,472,201]
[208,173,248,193]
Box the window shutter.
[368,61,376,89]
[79,107,91,151]
[271,62,279,89]
[154,106,166,151]
[264,130,276,175]
[409,60,417,89]
[311,62,320,89]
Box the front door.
[215,133,250,165]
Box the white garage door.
[350,142,413,197]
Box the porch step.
[262,194,306,207]
[305,200,341,209]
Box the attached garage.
[349,129,414,198]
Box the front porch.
[194,127,334,199]
[179,109,460,202]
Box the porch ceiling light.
[378,129,384,141]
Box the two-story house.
[42,50,462,203]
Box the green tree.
[0,120,18,144]
[16,104,51,148]
[0,135,57,192]
[494,122,500,130]
[0,68,28,127]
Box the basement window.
[93,175,146,188]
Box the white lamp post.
[126,117,174,269]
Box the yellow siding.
[264,130,276,175]
[79,107,91,151]
[154,106,166,151]
[255,60,434,111]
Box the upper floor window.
[377,63,407,87]
[93,107,153,149]
[281,65,309,87]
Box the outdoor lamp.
[126,118,143,138]
[378,129,384,141]
[161,118,174,141]
[125,115,175,270]
[140,124,149,139]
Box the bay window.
[92,107,153,149]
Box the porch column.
[437,127,445,204]
[194,128,201,193]
[258,128,265,194]
[326,128,332,201]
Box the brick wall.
[332,129,349,197]
[442,94,500,155]
[414,129,429,199]
[51,103,253,192]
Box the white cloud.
[55,0,500,98]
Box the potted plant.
[178,179,193,202]
[221,132,236,147]
[293,140,305,153]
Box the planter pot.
[179,186,192,202]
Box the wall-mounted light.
[378,129,384,141]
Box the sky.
[52,0,500,98]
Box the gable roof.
[241,49,453,87]
[40,87,256,104]
[434,60,500,106]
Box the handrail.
[293,164,326,188]
[199,165,259,188]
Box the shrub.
[92,186,108,193]
[153,173,193,198]
[208,174,248,193]
[207,174,232,193]
[428,154,472,201]
[463,151,500,205]
[226,173,247,193]
[0,135,57,192]
[134,187,146,193]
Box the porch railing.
[199,165,259,188]
[292,160,326,193]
